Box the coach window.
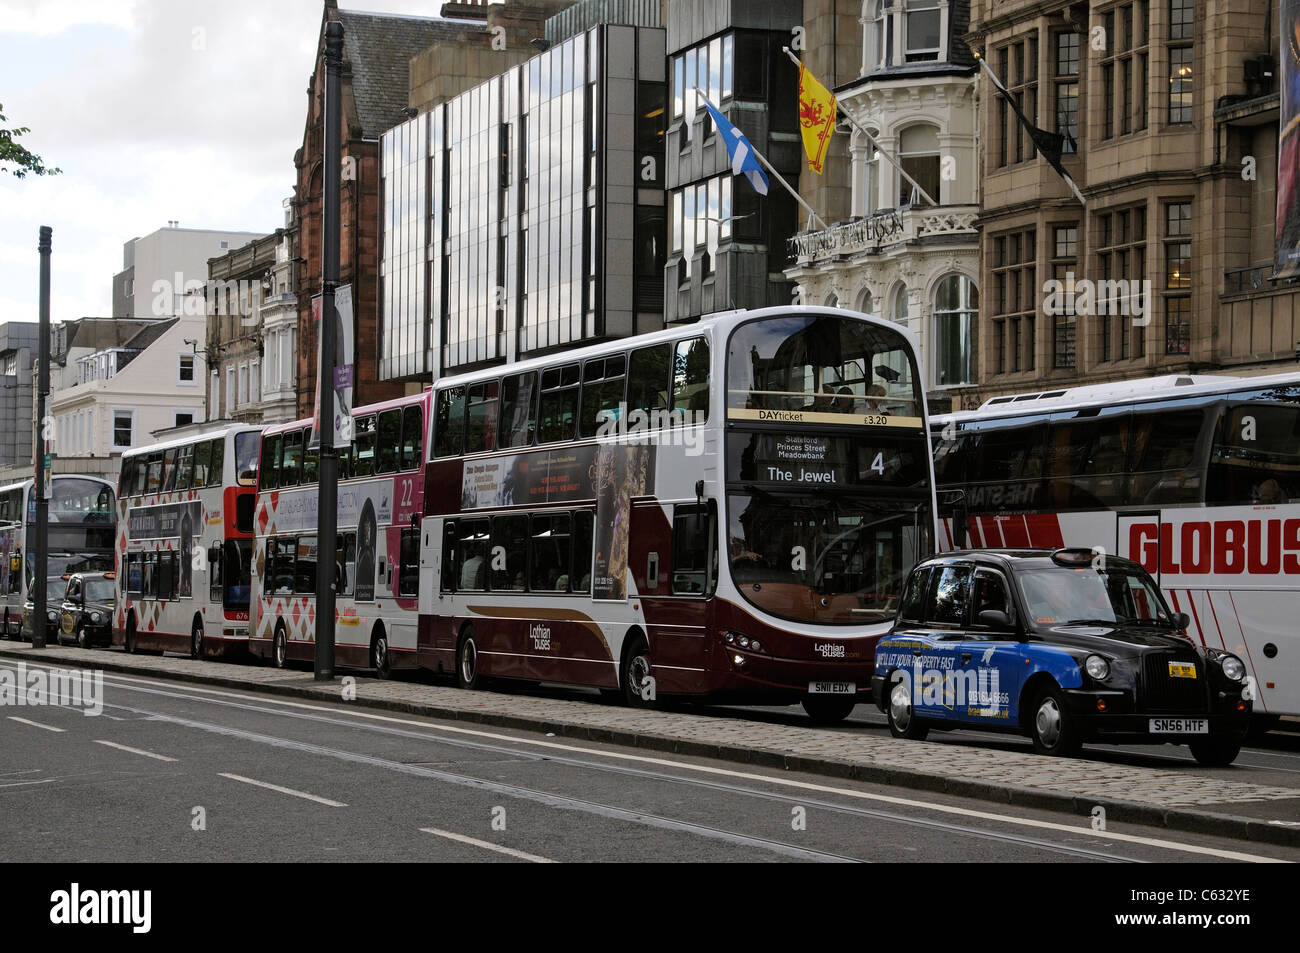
[1045,410,1131,510]
[208,438,225,487]
[175,444,195,491]
[281,430,303,487]
[271,537,295,594]
[538,363,580,443]
[1208,398,1300,505]
[294,537,317,593]
[627,344,672,422]
[302,429,320,485]
[501,373,538,448]
[258,434,280,490]
[530,513,571,591]
[126,554,142,596]
[489,515,527,591]
[571,510,594,593]
[672,503,715,595]
[671,337,710,419]
[338,533,356,596]
[377,409,401,473]
[435,387,466,457]
[466,381,500,454]
[580,355,626,438]
[458,520,490,591]
[400,405,423,470]
[146,453,164,495]
[354,415,377,476]
[398,528,419,597]
[1127,403,1207,505]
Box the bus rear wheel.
[371,627,391,680]
[125,617,138,655]
[190,621,204,660]
[456,629,480,690]
[802,694,857,726]
[621,635,654,708]
[272,624,288,670]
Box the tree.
[1,103,61,179]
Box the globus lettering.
[1127,519,1300,576]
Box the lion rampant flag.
[798,63,837,175]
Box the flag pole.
[783,47,939,207]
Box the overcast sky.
[0,0,452,326]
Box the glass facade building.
[379,24,667,384]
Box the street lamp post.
[314,20,343,681]
[32,226,52,650]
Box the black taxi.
[57,572,117,648]
[871,549,1252,765]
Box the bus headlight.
[1084,655,1110,680]
[1219,654,1246,681]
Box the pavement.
[3,640,1298,850]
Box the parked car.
[22,575,68,641]
[58,572,116,648]
[872,549,1252,765]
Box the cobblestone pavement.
[3,643,1298,830]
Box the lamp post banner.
[309,283,354,449]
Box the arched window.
[824,292,840,308]
[865,0,893,71]
[933,273,978,386]
[898,124,940,206]
[855,287,874,314]
[893,284,910,324]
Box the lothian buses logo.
[594,403,708,455]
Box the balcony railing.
[787,205,979,265]
[1223,263,1300,296]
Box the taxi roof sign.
[1050,548,1096,568]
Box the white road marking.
[218,773,347,807]
[419,827,554,863]
[93,740,177,762]
[7,716,65,732]
[19,664,1295,863]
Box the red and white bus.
[419,306,937,723]
[114,425,263,656]
[932,371,1300,726]
[249,392,427,674]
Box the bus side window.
[119,457,138,499]
[458,519,490,591]
[208,438,225,487]
[209,547,221,602]
[489,515,527,591]
[400,404,423,470]
[294,536,317,593]
[627,344,671,422]
[398,528,419,597]
[281,430,303,487]
[435,387,466,457]
[466,382,500,454]
[338,439,353,481]
[354,415,377,476]
[377,409,401,473]
[571,510,594,593]
[273,537,296,594]
[194,440,213,489]
[1128,406,1206,505]
[501,373,538,448]
[146,453,163,495]
[580,354,626,437]
[530,513,571,591]
[126,553,142,597]
[259,434,281,490]
[143,553,157,600]
[162,448,179,493]
[175,444,194,491]
[302,427,320,485]
[441,522,457,592]
[671,337,710,420]
[538,364,579,443]
[338,533,356,597]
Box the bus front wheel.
[802,694,857,726]
[190,620,204,660]
[272,624,288,670]
[621,635,654,708]
[456,628,480,689]
[371,626,391,680]
[125,617,138,655]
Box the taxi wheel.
[75,623,89,650]
[1188,738,1242,767]
[802,695,856,725]
[1030,685,1081,756]
[456,627,480,690]
[886,676,929,740]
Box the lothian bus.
[249,391,428,675]
[0,475,116,638]
[418,306,937,723]
[931,371,1300,729]
[114,424,262,657]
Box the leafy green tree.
[1,103,61,178]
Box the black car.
[57,572,116,648]
[871,549,1252,765]
[22,575,68,641]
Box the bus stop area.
[3,639,1298,849]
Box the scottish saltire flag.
[701,98,769,196]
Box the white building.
[112,224,265,319]
[786,0,981,409]
[48,316,208,481]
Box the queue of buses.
[33,305,1293,728]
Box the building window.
[1099,3,1148,139]
[992,228,1037,372]
[178,353,195,384]
[112,409,135,450]
[1052,225,1078,368]
[1095,204,1147,361]
[671,34,735,126]
[1054,32,1079,152]
[210,370,219,417]
[175,412,194,428]
[893,284,910,324]
[904,0,941,63]
[1164,201,1191,354]
[1168,0,1193,124]
[1,353,16,376]
[238,363,249,407]
[898,124,940,206]
[933,274,978,386]
[997,36,1038,167]
[868,0,893,70]
[250,360,260,403]
[670,174,732,284]
[226,366,236,418]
